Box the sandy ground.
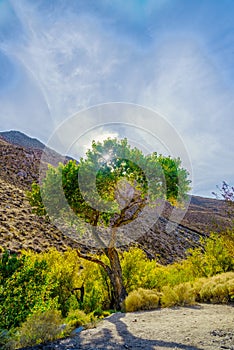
[23,304,234,350]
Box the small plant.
[160,286,178,308]
[65,309,93,329]
[124,288,160,312]
[161,283,195,308]
[194,271,234,303]
[15,310,63,348]
[0,329,12,349]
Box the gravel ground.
[21,304,234,350]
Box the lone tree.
[28,138,190,310]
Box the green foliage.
[186,233,234,277]
[15,310,63,348]
[121,247,159,292]
[0,255,58,330]
[28,249,84,317]
[0,249,85,330]
[28,138,190,228]
[124,288,160,312]
[80,258,111,312]
[0,250,23,283]
[26,182,46,216]
[65,309,93,329]
[221,228,234,257]
[157,155,190,203]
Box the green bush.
[0,328,12,349]
[0,257,58,330]
[186,233,234,278]
[124,288,160,312]
[28,248,84,317]
[121,248,159,292]
[15,310,63,348]
[65,309,92,328]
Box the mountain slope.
[0,131,230,263]
[0,130,45,150]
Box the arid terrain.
[0,130,231,263]
[21,303,234,350]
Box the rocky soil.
[0,132,232,263]
[20,304,234,350]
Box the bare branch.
[76,249,111,275]
[112,193,147,227]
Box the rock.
[17,170,28,178]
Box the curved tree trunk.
[76,248,127,311]
[105,247,127,311]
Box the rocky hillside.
[0,130,46,150]
[0,131,230,263]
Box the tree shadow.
[79,311,203,350]
[19,309,204,349]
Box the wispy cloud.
[0,0,233,197]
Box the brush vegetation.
[0,231,233,349]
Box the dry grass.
[125,272,234,312]
[124,288,160,312]
[161,283,195,307]
[193,271,234,303]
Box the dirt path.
[23,304,234,350]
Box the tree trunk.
[76,247,127,311]
[105,247,127,311]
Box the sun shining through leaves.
[28,137,190,310]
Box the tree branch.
[112,194,147,227]
[76,249,111,275]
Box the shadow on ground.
[20,311,202,350]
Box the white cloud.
[0,1,233,197]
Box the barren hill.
[0,131,230,263]
[0,130,45,150]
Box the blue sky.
[0,0,234,197]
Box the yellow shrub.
[193,272,234,303]
[174,283,195,305]
[227,279,234,300]
[199,281,228,303]
[65,309,92,328]
[161,283,195,307]
[124,288,160,312]
[160,286,178,307]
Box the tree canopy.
[28,138,191,310]
[30,138,190,229]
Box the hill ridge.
[0,130,46,150]
[0,130,230,263]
